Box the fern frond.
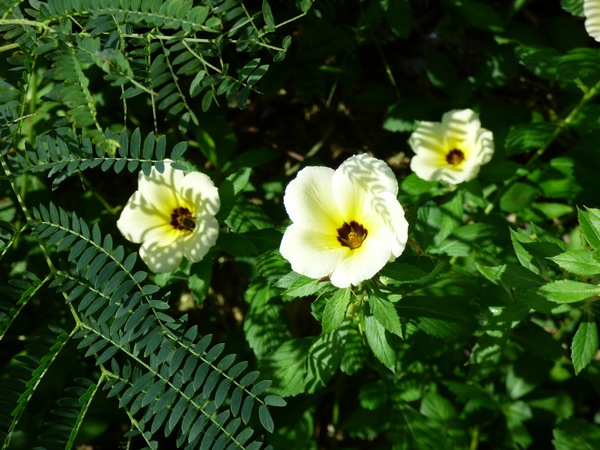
[36,0,217,34]
[31,203,285,448]
[5,128,188,188]
[45,45,104,140]
[0,272,50,342]
[0,326,73,450]
[34,377,103,450]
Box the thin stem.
[275,12,307,29]
[0,154,56,274]
[484,78,600,215]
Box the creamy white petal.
[366,191,409,259]
[283,166,341,231]
[137,161,186,212]
[409,150,448,183]
[180,172,220,216]
[441,109,481,148]
[329,236,392,288]
[139,233,186,273]
[409,109,494,185]
[475,128,495,164]
[585,0,600,42]
[332,154,399,221]
[408,121,447,156]
[118,160,221,273]
[336,154,399,197]
[117,189,173,243]
[182,216,219,262]
[279,224,347,280]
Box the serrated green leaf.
[368,292,403,338]
[572,312,599,375]
[305,331,343,393]
[504,122,555,156]
[321,288,351,333]
[365,315,395,372]
[579,207,600,250]
[500,182,540,212]
[538,280,600,304]
[261,338,314,397]
[553,418,600,450]
[561,0,584,17]
[550,250,600,276]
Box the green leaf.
[504,122,555,156]
[380,257,446,286]
[380,0,412,38]
[258,404,274,432]
[420,392,457,421]
[558,48,600,86]
[579,207,600,250]
[262,0,275,32]
[340,324,368,375]
[299,0,315,13]
[261,338,314,397]
[561,0,584,17]
[279,273,324,299]
[383,99,448,133]
[368,291,403,337]
[553,418,600,450]
[425,49,460,93]
[550,250,600,277]
[321,288,352,333]
[453,0,506,31]
[538,280,600,303]
[365,315,396,372]
[397,296,475,338]
[515,45,561,80]
[305,331,343,393]
[572,312,599,375]
[500,182,539,212]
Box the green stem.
[484,78,600,215]
[470,425,479,450]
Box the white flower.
[117,160,220,273]
[279,154,409,288]
[585,0,600,42]
[408,109,494,185]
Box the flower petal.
[117,190,173,244]
[283,166,341,231]
[137,161,185,212]
[139,233,185,273]
[183,216,219,263]
[180,172,220,216]
[330,236,392,288]
[365,191,409,259]
[280,224,347,280]
[585,0,600,42]
[333,154,399,221]
[409,109,494,185]
[336,154,399,196]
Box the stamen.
[170,207,196,231]
[337,221,368,249]
[445,149,465,166]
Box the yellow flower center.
[445,148,465,166]
[337,221,368,250]
[170,206,196,232]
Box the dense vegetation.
[2,0,600,448]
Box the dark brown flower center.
[337,221,368,250]
[445,148,465,166]
[170,206,196,232]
